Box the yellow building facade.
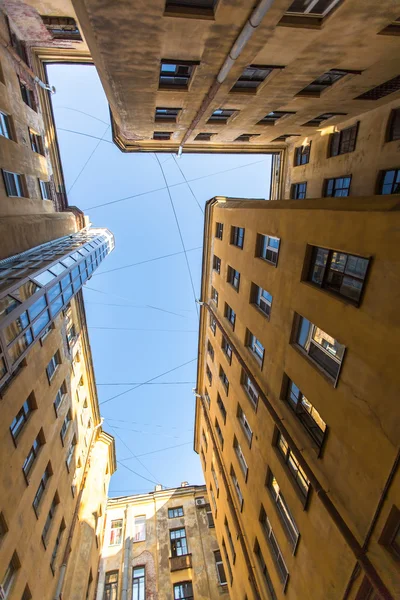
[97,484,230,600]
[194,196,400,600]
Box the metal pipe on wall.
[178,0,275,153]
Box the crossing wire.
[154,153,199,318]
[85,159,267,211]
[116,460,162,487]
[89,326,197,332]
[97,381,195,385]
[109,423,162,485]
[67,124,110,194]
[99,357,197,406]
[172,154,204,215]
[118,441,192,460]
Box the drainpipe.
[121,504,131,600]
[177,0,274,154]
[0,32,55,92]
[53,419,104,600]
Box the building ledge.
[170,553,192,572]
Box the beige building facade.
[194,196,400,600]
[97,484,230,600]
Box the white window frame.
[133,515,146,542]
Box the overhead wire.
[92,246,202,277]
[104,423,189,440]
[84,287,186,318]
[109,424,162,485]
[103,417,193,432]
[89,326,197,332]
[118,441,192,460]
[97,381,195,385]
[172,154,204,215]
[67,124,111,194]
[58,127,114,144]
[116,460,162,487]
[99,357,197,406]
[154,153,199,318]
[85,159,267,211]
[54,106,109,125]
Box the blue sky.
[47,64,271,496]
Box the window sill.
[257,256,278,268]
[291,343,341,388]
[246,347,264,370]
[252,303,270,321]
[273,445,311,510]
[242,386,258,412]
[300,279,362,308]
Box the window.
[242,372,258,410]
[174,581,193,600]
[307,245,370,304]
[212,255,221,273]
[0,512,8,540]
[85,570,93,600]
[22,430,44,479]
[294,142,311,165]
[202,428,208,452]
[379,16,400,36]
[170,528,188,556]
[329,123,359,156]
[237,405,253,445]
[378,168,400,195]
[221,336,232,364]
[227,266,240,291]
[211,286,218,305]
[67,324,76,346]
[285,0,340,16]
[206,364,212,385]
[33,463,52,514]
[211,462,219,493]
[378,504,400,561]
[29,129,45,155]
[50,520,66,572]
[165,0,216,18]
[257,234,280,266]
[204,389,210,407]
[219,368,229,395]
[215,418,224,448]
[224,517,236,563]
[303,112,345,127]
[324,176,351,197]
[267,471,299,551]
[0,112,13,139]
[387,108,400,141]
[54,382,67,414]
[246,330,264,365]
[356,75,400,101]
[10,394,35,441]
[231,226,245,249]
[153,131,172,140]
[2,170,25,197]
[60,410,72,443]
[41,16,81,39]
[19,80,36,111]
[285,378,327,450]
[21,585,32,600]
[1,552,20,598]
[39,180,51,200]
[234,134,260,142]
[224,303,236,329]
[261,111,297,127]
[294,314,345,382]
[260,505,289,588]
[291,182,307,199]
[298,69,353,96]
[234,436,248,479]
[206,506,214,527]
[217,392,227,421]
[231,65,275,92]
[133,515,146,542]
[207,340,215,361]
[272,133,301,142]
[210,484,217,513]
[66,436,76,470]
[275,430,310,503]
[230,466,244,510]
[195,132,214,141]
[214,550,227,585]
[215,222,223,239]
[155,107,181,122]
[46,351,61,382]
[208,109,236,124]
[109,519,123,545]
[209,314,216,335]
[169,506,184,518]
[252,284,272,318]
[254,539,277,599]
[159,60,198,89]
[42,493,59,546]
[221,539,233,584]
[132,567,145,600]
[104,571,119,600]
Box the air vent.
[356,75,400,100]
